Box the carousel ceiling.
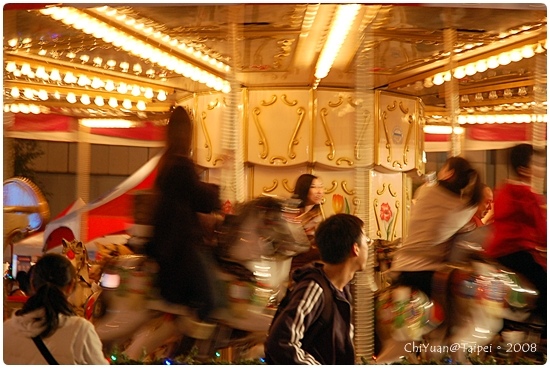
[3,3,547,122]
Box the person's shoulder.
[58,314,96,331]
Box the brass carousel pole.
[221,5,246,208]
[352,6,380,362]
[531,45,547,195]
[76,122,91,243]
[443,24,461,157]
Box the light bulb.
[67,92,77,104]
[122,99,132,109]
[10,87,20,98]
[108,97,118,108]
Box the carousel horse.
[88,195,311,362]
[89,242,134,283]
[61,238,94,317]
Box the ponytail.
[15,253,77,338]
[16,283,76,338]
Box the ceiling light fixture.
[40,6,231,93]
[313,4,361,88]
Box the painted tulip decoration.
[380,202,394,240]
[332,194,344,214]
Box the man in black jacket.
[264,213,370,364]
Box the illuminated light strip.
[39,6,231,93]
[458,114,547,124]
[430,41,546,87]
[80,119,136,128]
[313,4,361,87]
[91,6,230,73]
[423,125,465,134]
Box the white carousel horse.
[61,238,94,317]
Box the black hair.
[16,253,76,338]
[438,156,483,207]
[510,143,533,175]
[315,213,364,264]
[293,174,319,208]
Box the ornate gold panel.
[314,90,375,168]
[370,170,403,241]
[247,89,311,166]
[374,90,421,172]
[194,93,229,168]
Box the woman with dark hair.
[146,106,222,321]
[3,253,106,364]
[390,156,484,297]
[289,173,325,272]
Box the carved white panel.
[194,93,228,168]
[314,90,375,168]
[375,90,421,172]
[246,89,311,166]
[369,170,403,241]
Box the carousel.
[3,3,547,364]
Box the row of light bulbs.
[5,37,163,78]
[4,103,45,115]
[457,114,547,124]
[7,86,148,111]
[422,40,546,88]
[92,6,230,73]
[39,6,231,93]
[5,61,168,101]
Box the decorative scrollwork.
[207,99,219,110]
[341,181,356,195]
[324,180,338,194]
[336,157,354,166]
[261,96,277,106]
[347,96,359,108]
[381,110,391,163]
[388,183,397,198]
[200,111,212,162]
[328,96,344,107]
[373,198,382,238]
[387,101,397,111]
[403,114,414,166]
[320,108,335,161]
[281,94,298,106]
[391,201,400,240]
[212,157,224,166]
[287,107,305,159]
[282,178,293,193]
[269,156,288,164]
[399,101,409,114]
[392,161,403,169]
[263,180,278,193]
[252,107,269,159]
[376,183,386,195]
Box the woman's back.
[3,312,106,364]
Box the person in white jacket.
[391,156,484,297]
[3,253,107,365]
